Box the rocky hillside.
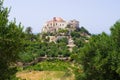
[41,26,91,49]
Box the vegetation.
[19,42,71,63]
[17,60,77,80]
[1,0,120,80]
[17,71,71,80]
[0,1,24,79]
[17,21,120,80]
[76,21,120,80]
[24,60,71,71]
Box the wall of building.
[42,17,79,33]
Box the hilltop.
[40,17,91,51]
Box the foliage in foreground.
[78,21,120,80]
[0,1,24,80]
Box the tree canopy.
[0,1,24,79]
[77,21,120,80]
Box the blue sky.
[4,0,120,34]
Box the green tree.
[57,37,68,45]
[0,1,24,79]
[71,31,80,39]
[77,21,120,80]
[25,26,34,41]
[110,21,120,76]
[25,26,32,34]
[74,39,84,48]
[80,26,90,35]
[79,33,113,80]
[111,21,120,48]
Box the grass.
[16,60,78,80]
[16,71,74,80]
[23,60,71,71]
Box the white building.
[42,17,68,33]
[42,17,79,33]
[68,19,79,29]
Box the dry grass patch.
[16,71,75,80]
